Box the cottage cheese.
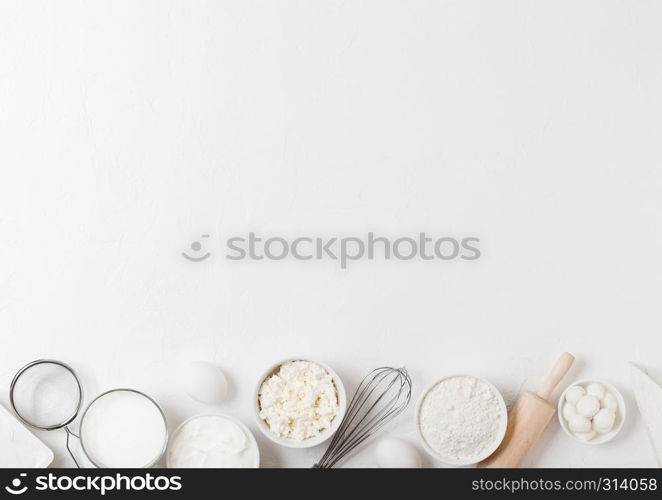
[258,361,338,440]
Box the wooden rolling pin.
[479,352,574,468]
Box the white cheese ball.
[593,409,616,433]
[574,430,597,442]
[586,383,606,400]
[562,403,578,421]
[601,392,618,411]
[565,385,586,405]
[576,395,601,418]
[569,415,592,433]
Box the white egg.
[569,415,592,433]
[565,385,586,405]
[181,361,228,405]
[562,403,578,421]
[574,430,597,442]
[576,395,600,418]
[586,383,606,400]
[593,409,616,433]
[375,437,422,468]
[601,392,618,411]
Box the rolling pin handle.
[537,352,575,401]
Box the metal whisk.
[314,367,412,468]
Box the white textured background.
[1,0,661,468]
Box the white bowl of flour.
[416,375,508,466]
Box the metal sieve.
[10,359,84,466]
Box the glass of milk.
[79,389,168,468]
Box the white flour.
[418,376,503,463]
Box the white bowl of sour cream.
[166,414,259,468]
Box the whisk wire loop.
[315,367,412,468]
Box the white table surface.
[1,0,661,468]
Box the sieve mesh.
[11,360,82,430]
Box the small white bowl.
[166,413,260,468]
[558,379,626,445]
[254,358,347,448]
[415,375,508,466]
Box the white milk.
[80,390,166,468]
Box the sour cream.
[167,414,259,468]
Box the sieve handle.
[65,427,81,468]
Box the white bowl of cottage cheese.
[254,359,347,448]
[416,375,508,466]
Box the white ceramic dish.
[0,404,54,468]
[558,379,626,445]
[254,358,347,449]
[166,413,259,468]
[415,375,508,466]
